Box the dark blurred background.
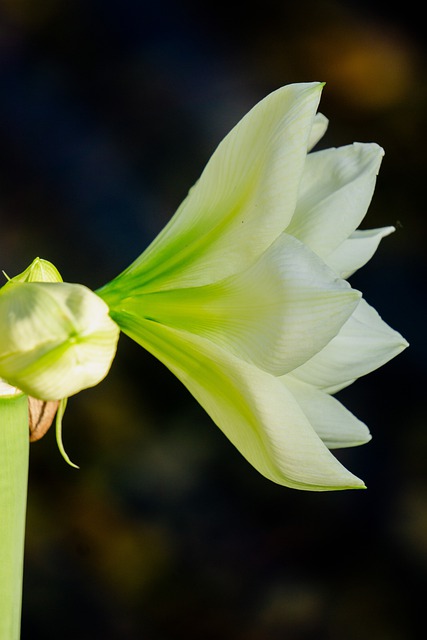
[0,1,425,638]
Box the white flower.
[98,82,407,490]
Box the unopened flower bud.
[0,279,119,400]
[10,257,63,284]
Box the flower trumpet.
[97,82,407,491]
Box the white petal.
[283,376,371,449]
[286,143,384,260]
[290,298,408,393]
[109,83,323,294]
[116,315,365,491]
[308,113,329,150]
[119,233,360,376]
[325,226,395,278]
[0,379,22,397]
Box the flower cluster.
[0,83,407,490]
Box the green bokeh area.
[0,1,424,638]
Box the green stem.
[0,389,29,640]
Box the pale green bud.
[10,256,63,284]
[0,278,119,401]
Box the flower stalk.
[0,384,29,640]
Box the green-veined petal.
[10,257,63,283]
[286,143,384,259]
[112,233,360,376]
[99,83,324,303]
[283,376,371,449]
[324,226,395,278]
[290,298,408,393]
[112,314,365,490]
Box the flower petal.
[283,376,371,449]
[11,257,63,283]
[308,113,329,150]
[324,226,395,278]
[0,379,22,397]
[286,143,384,260]
[290,298,408,393]
[113,314,365,491]
[115,233,360,376]
[100,83,324,303]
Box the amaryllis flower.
[0,83,407,490]
[97,82,407,491]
